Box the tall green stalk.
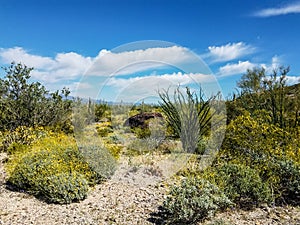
[159,86,214,153]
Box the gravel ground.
[202,205,300,225]
[0,153,167,225]
[0,181,166,225]
[1,152,300,225]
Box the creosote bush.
[160,177,232,224]
[0,62,72,132]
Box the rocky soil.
[1,152,300,225]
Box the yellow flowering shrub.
[95,122,113,137]
[103,143,122,159]
[6,134,98,204]
[217,114,300,205]
[1,126,48,153]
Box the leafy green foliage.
[270,159,300,205]
[219,114,300,164]
[96,122,113,137]
[160,177,232,224]
[213,163,272,207]
[0,126,47,153]
[231,66,299,128]
[33,171,89,204]
[132,127,151,138]
[0,62,72,131]
[6,134,98,203]
[237,67,267,94]
[104,142,123,159]
[218,114,300,205]
[95,102,111,122]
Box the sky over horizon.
[0,0,300,103]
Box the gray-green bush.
[160,177,232,224]
[214,163,273,207]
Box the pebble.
[1,152,300,225]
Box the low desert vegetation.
[1,62,300,224]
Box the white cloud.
[68,82,93,91]
[0,47,93,83]
[253,2,300,17]
[217,55,286,77]
[86,46,195,76]
[0,46,196,84]
[103,72,216,103]
[0,47,54,68]
[0,46,208,100]
[271,55,281,69]
[218,61,256,76]
[286,76,300,85]
[106,72,214,88]
[261,55,283,73]
[206,42,255,62]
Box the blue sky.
[0,0,300,103]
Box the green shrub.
[103,143,122,159]
[0,62,72,132]
[6,134,97,203]
[35,171,89,204]
[97,126,113,137]
[214,163,273,207]
[95,103,110,122]
[79,144,117,181]
[269,159,300,205]
[96,122,113,137]
[1,126,47,153]
[218,114,300,205]
[160,177,232,224]
[132,127,151,138]
[219,114,300,166]
[7,148,91,203]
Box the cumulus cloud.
[0,47,93,83]
[286,76,300,85]
[103,72,216,103]
[253,2,300,17]
[218,61,256,76]
[106,72,214,88]
[271,55,281,69]
[0,47,54,68]
[0,46,197,84]
[87,46,195,76]
[260,55,284,73]
[217,55,286,77]
[206,42,255,62]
